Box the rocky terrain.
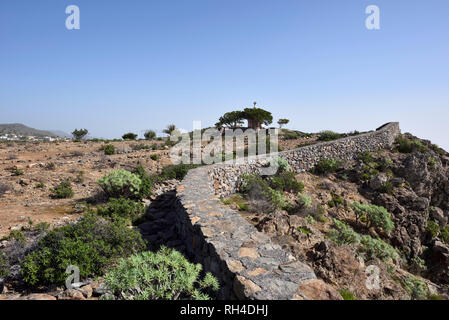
[2,128,446,300]
[224,133,449,299]
[0,131,318,300]
[0,139,176,238]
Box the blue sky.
[1,0,448,149]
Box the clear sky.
[1,1,448,149]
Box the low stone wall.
[210,122,400,197]
[173,122,400,300]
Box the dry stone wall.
[210,122,400,197]
[173,122,400,300]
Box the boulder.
[298,279,342,300]
[430,207,447,226]
[369,174,389,191]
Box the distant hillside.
[49,130,72,139]
[0,123,59,137]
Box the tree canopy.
[215,111,245,128]
[144,130,156,140]
[243,107,273,126]
[122,132,138,140]
[216,106,273,128]
[163,124,177,135]
[278,119,290,128]
[72,128,88,140]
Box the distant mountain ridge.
[0,123,66,138]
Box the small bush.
[133,166,154,199]
[104,247,219,300]
[328,219,361,245]
[269,171,304,193]
[298,193,312,209]
[297,226,311,235]
[104,144,115,155]
[3,230,26,244]
[269,189,287,210]
[305,215,316,225]
[359,235,399,263]
[351,202,394,234]
[0,250,9,277]
[358,151,374,164]
[378,181,394,195]
[45,162,56,170]
[426,220,440,238]
[35,181,45,189]
[97,198,145,224]
[395,137,429,154]
[51,180,74,199]
[328,192,345,208]
[440,226,449,244]
[339,289,357,300]
[312,159,340,175]
[402,276,428,300]
[21,213,145,286]
[160,163,198,181]
[34,222,50,233]
[240,174,287,211]
[12,168,24,176]
[270,157,291,173]
[318,130,342,141]
[150,154,160,161]
[98,169,142,200]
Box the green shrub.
[12,168,24,176]
[318,130,342,141]
[396,137,429,154]
[268,189,288,210]
[21,213,145,286]
[298,193,312,209]
[150,154,160,161]
[402,276,428,300]
[426,220,440,238]
[160,163,199,181]
[328,192,345,208]
[305,215,316,225]
[440,226,449,244]
[359,235,399,263]
[312,159,340,175]
[35,181,45,189]
[104,144,115,155]
[378,181,394,195]
[297,226,311,235]
[270,157,291,173]
[34,222,51,233]
[240,174,287,211]
[269,171,304,193]
[104,247,219,300]
[133,166,154,199]
[51,180,74,199]
[74,171,85,184]
[97,198,145,224]
[351,202,394,234]
[98,169,142,200]
[4,230,26,243]
[0,250,8,277]
[358,151,374,165]
[339,289,357,300]
[328,219,361,245]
